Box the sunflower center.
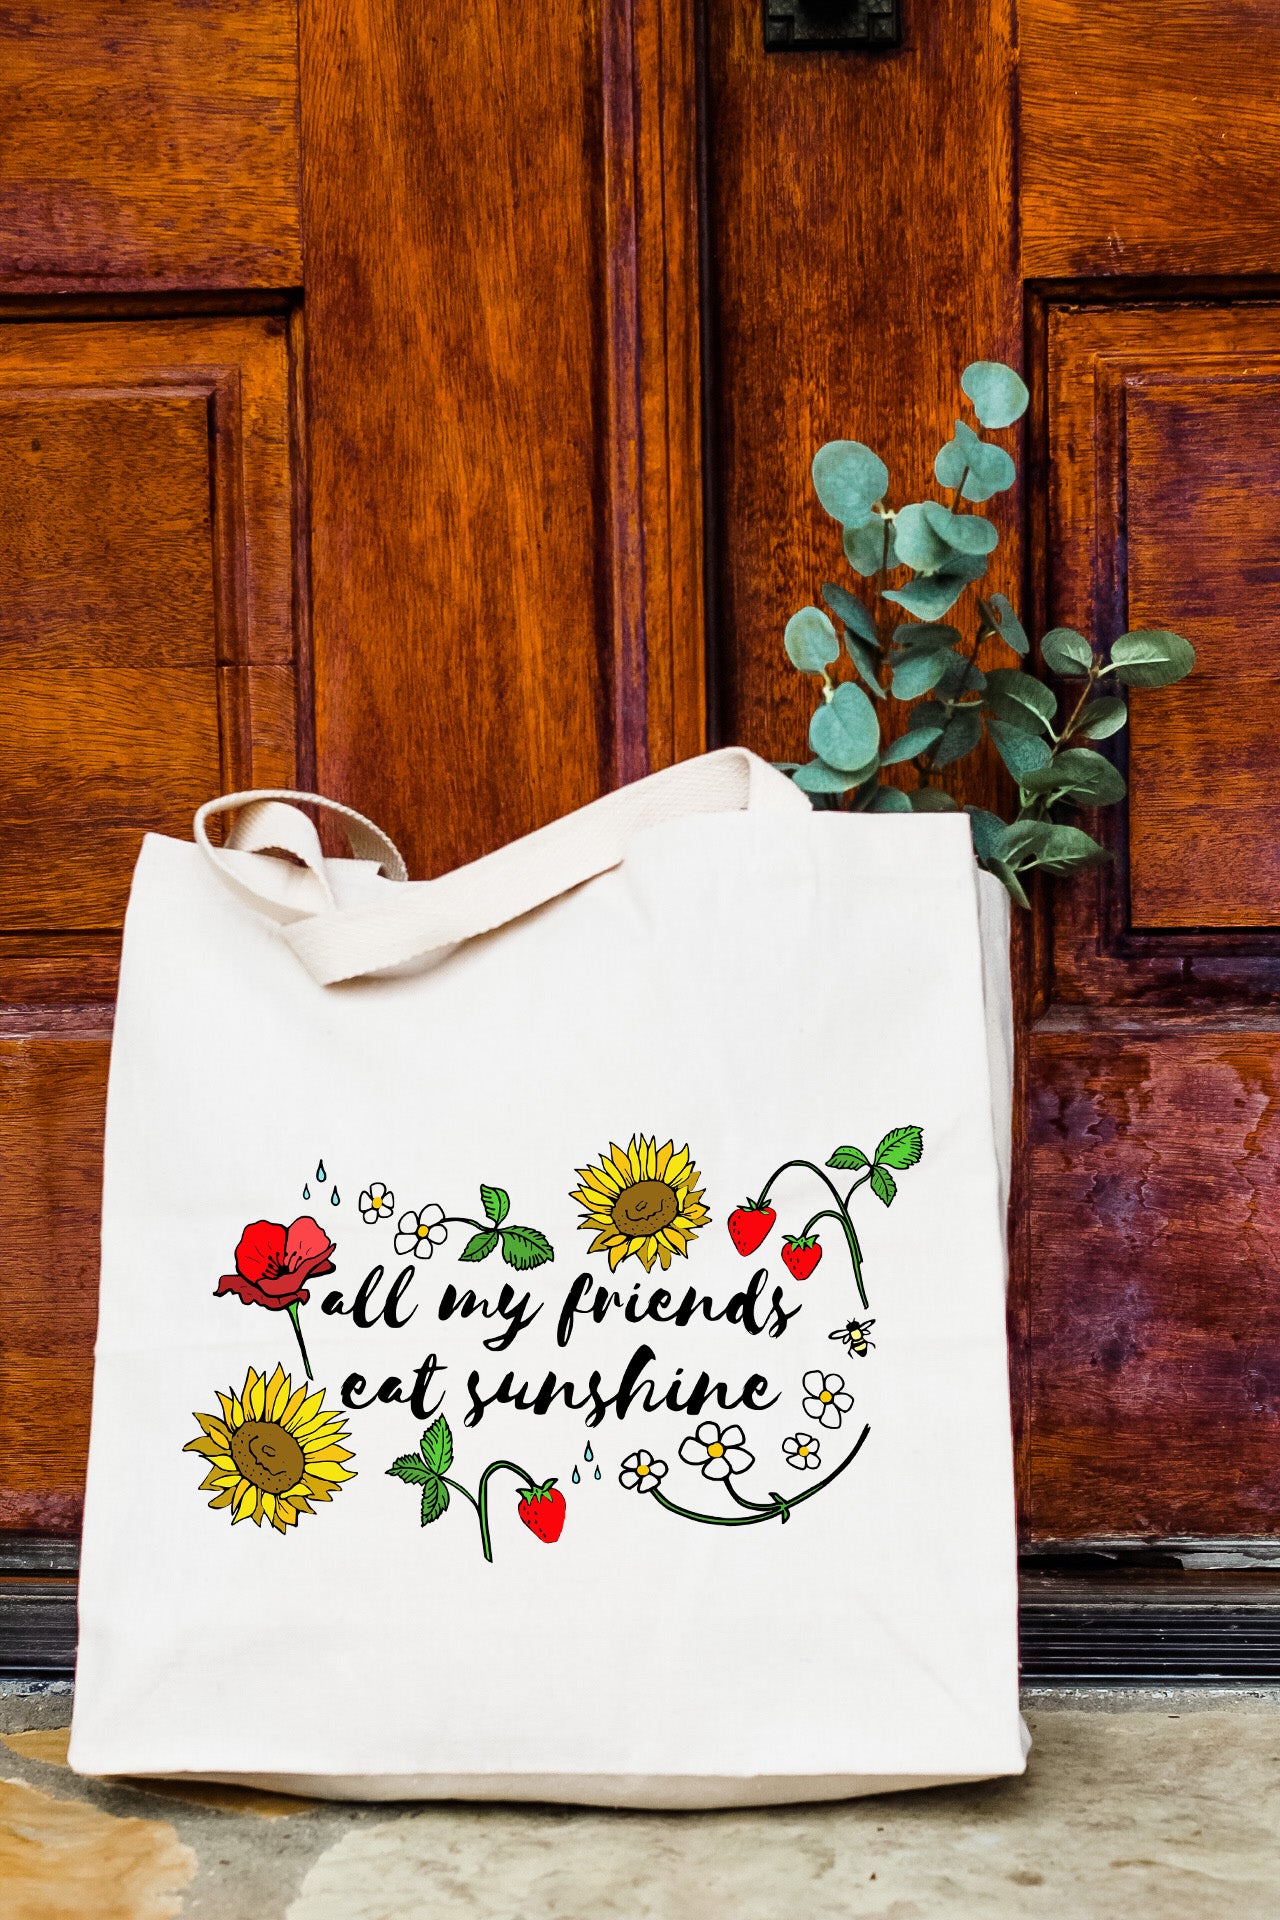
[231,1420,306,1495]
[611,1179,679,1236]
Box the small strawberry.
[782,1235,822,1281]
[517,1479,566,1544]
[728,1202,776,1257]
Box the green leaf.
[987,718,1053,780]
[965,805,1010,862]
[985,667,1057,731]
[421,1415,454,1476]
[920,500,999,557]
[910,701,949,733]
[961,360,1029,429]
[868,784,912,813]
[890,648,949,701]
[421,1475,450,1527]
[460,1229,499,1262]
[843,517,897,576]
[388,1453,433,1486]
[935,651,986,700]
[810,680,880,771]
[880,723,944,764]
[792,758,864,794]
[500,1225,555,1271]
[785,607,839,675]
[811,441,889,529]
[1021,747,1126,805]
[934,419,1017,501]
[983,592,1028,655]
[845,773,882,813]
[892,622,961,653]
[981,856,1031,910]
[908,786,958,812]
[931,705,984,768]
[1003,820,1109,874]
[821,581,878,647]
[827,1145,870,1170]
[845,635,887,700]
[1070,697,1128,741]
[1040,627,1094,677]
[1108,629,1196,688]
[893,502,954,574]
[875,1124,923,1170]
[884,552,987,620]
[480,1183,510,1226]
[870,1164,898,1207]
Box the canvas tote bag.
[70,747,1025,1807]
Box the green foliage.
[774,360,1196,907]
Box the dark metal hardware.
[763,0,900,52]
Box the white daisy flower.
[359,1182,395,1223]
[619,1450,668,1493]
[802,1369,854,1429]
[782,1432,822,1472]
[678,1420,755,1480]
[395,1204,448,1259]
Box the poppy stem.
[287,1302,313,1380]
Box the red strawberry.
[782,1235,822,1281]
[728,1202,776,1256]
[517,1479,566,1544]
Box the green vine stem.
[754,1158,870,1308]
[652,1425,871,1528]
[442,1459,538,1563]
[286,1301,312,1380]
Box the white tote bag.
[70,748,1025,1807]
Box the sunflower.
[184,1363,355,1534]
[572,1135,710,1273]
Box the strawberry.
[517,1479,565,1544]
[782,1235,822,1281]
[728,1202,776,1257]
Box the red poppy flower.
[215,1217,336,1312]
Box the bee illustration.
[829,1317,876,1358]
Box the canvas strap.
[194,748,810,987]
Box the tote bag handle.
[194,747,810,987]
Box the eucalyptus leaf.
[891,622,961,653]
[934,419,1016,501]
[812,440,889,529]
[883,552,988,620]
[843,517,897,576]
[931,705,984,767]
[987,717,1054,779]
[791,758,865,794]
[1108,629,1196,688]
[935,651,986,699]
[785,606,839,674]
[961,360,1029,429]
[846,773,883,812]
[893,501,954,574]
[982,592,1028,655]
[868,784,912,813]
[920,500,999,556]
[1070,696,1128,741]
[845,632,887,698]
[810,680,881,771]
[1002,820,1109,873]
[821,580,878,646]
[1041,626,1094,677]
[890,648,949,701]
[1021,747,1126,804]
[965,806,1010,861]
[910,701,949,732]
[880,723,944,764]
[981,856,1031,910]
[985,667,1057,730]
[908,786,958,812]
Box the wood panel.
[1027,1019,1280,1539]
[0,0,301,292]
[705,0,1019,805]
[298,0,705,878]
[1021,0,1280,280]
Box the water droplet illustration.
[303,1183,310,1199]
[583,1442,594,1462]
[331,1187,341,1205]
[593,1466,601,1481]
[316,1160,327,1182]
[572,1467,581,1484]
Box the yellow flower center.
[707,1441,725,1457]
[636,1462,650,1477]
[819,1390,833,1403]
[417,1224,432,1238]
[798,1445,810,1457]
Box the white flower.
[802,1370,853,1430]
[619,1450,668,1493]
[395,1204,448,1259]
[782,1432,822,1472]
[360,1182,395,1223]
[678,1420,754,1480]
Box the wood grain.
[0,0,301,292]
[1021,0,1280,280]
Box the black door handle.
[763,0,901,51]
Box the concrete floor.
[2,1684,1278,1919]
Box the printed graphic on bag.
[184,1126,923,1554]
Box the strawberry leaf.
[827,1145,870,1171]
[420,1475,450,1526]
[480,1183,511,1226]
[420,1416,453,1477]
[500,1225,555,1270]
[460,1229,499,1262]
[387,1453,432,1486]
[870,1165,898,1207]
[874,1125,924,1170]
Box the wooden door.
[2,0,1278,1613]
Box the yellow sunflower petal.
[656,1140,674,1177]
[232,1481,258,1523]
[263,1366,290,1421]
[193,1412,229,1444]
[303,1458,356,1482]
[607,1240,628,1270]
[588,1228,626,1254]
[279,1383,311,1430]
[208,1488,236,1510]
[667,1146,691,1181]
[245,1372,266,1421]
[260,1492,277,1526]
